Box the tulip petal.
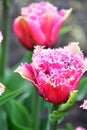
[13,16,33,50]
[51,8,72,44]
[14,63,36,85]
[28,19,46,46]
[51,18,64,44]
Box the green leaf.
[59,26,71,36]
[0,85,25,106]
[6,0,12,7]
[77,77,87,101]
[66,123,74,130]
[49,91,77,123]
[7,100,33,130]
[0,69,34,105]
[24,51,33,63]
[0,108,8,130]
[5,70,27,90]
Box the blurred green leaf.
[6,0,12,7]
[49,91,77,123]
[0,69,26,105]
[59,26,71,36]
[5,70,26,90]
[0,85,25,106]
[77,77,87,101]
[66,123,74,130]
[0,108,8,130]
[25,51,33,63]
[7,100,33,130]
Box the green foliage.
[49,91,78,123]
[66,124,74,130]
[5,100,33,130]
[6,0,12,7]
[0,69,31,106]
[0,68,34,114]
[0,85,25,106]
[0,108,8,130]
[59,26,71,36]
[77,77,87,101]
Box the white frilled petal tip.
[0,83,5,96]
[64,8,73,20]
[14,63,30,81]
[14,65,25,78]
[64,42,81,54]
[0,31,3,45]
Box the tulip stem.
[49,104,58,130]
[0,0,9,80]
[25,51,33,63]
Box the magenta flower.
[80,99,87,110]
[15,43,87,104]
[13,2,72,50]
[0,31,3,45]
[0,83,5,96]
[75,127,86,130]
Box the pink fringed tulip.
[0,83,5,96]
[15,42,87,104]
[13,2,72,50]
[80,99,87,110]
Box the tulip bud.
[13,2,72,50]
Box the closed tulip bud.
[13,2,72,50]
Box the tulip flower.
[13,2,72,50]
[15,42,87,104]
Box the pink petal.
[14,63,36,85]
[51,8,72,44]
[13,16,33,50]
[28,19,46,46]
[51,17,65,44]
